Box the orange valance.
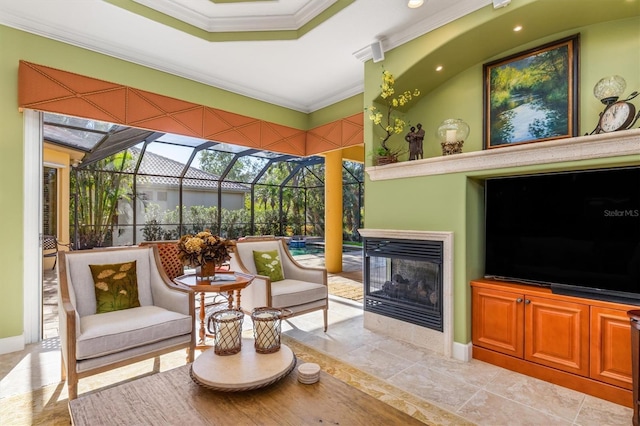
[18,61,362,156]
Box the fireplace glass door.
[364,238,443,331]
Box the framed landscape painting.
[483,34,579,149]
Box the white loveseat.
[229,237,328,331]
[58,246,195,399]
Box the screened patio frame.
[44,113,363,248]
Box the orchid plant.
[367,70,420,158]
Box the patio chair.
[58,245,195,400]
[229,237,328,331]
[42,235,72,270]
[139,240,184,280]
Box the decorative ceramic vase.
[437,119,469,156]
[196,260,217,283]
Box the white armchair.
[229,237,328,331]
[58,246,195,400]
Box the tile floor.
[1,250,634,425]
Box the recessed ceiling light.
[408,0,424,8]
[436,65,443,72]
[513,25,523,32]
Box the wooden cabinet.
[472,287,524,358]
[525,295,589,376]
[591,307,633,389]
[471,279,636,407]
[472,286,589,376]
[628,310,640,426]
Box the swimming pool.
[288,245,362,256]
[289,246,324,256]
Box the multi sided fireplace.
[364,237,443,331]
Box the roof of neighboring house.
[132,147,249,193]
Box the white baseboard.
[0,334,25,355]
[452,341,472,362]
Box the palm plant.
[72,151,133,248]
[367,70,421,160]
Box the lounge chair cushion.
[270,279,328,308]
[76,305,192,360]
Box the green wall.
[0,31,25,340]
[364,17,640,345]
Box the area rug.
[0,337,471,426]
[328,281,363,301]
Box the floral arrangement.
[367,70,420,158]
[176,230,233,267]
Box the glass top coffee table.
[190,338,296,391]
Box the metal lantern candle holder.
[437,118,469,155]
[209,309,244,355]
[251,307,290,354]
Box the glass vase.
[196,261,217,283]
[437,118,469,156]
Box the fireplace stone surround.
[359,229,455,358]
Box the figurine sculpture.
[405,123,424,160]
[414,123,424,159]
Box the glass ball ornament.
[437,119,469,156]
[593,75,626,105]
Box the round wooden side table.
[190,339,295,392]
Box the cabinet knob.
[525,299,531,304]
[516,298,523,303]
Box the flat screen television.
[484,166,640,304]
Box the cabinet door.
[590,306,633,390]
[472,287,524,358]
[525,295,589,376]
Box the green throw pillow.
[90,261,140,314]
[253,250,285,282]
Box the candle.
[254,312,277,349]
[445,129,457,143]
[217,313,240,350]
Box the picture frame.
[483,34,579,149]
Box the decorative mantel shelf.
[366,128,640,181]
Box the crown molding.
[306,82,364,113]
[354,0,490,62]
[133,0,336,32]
